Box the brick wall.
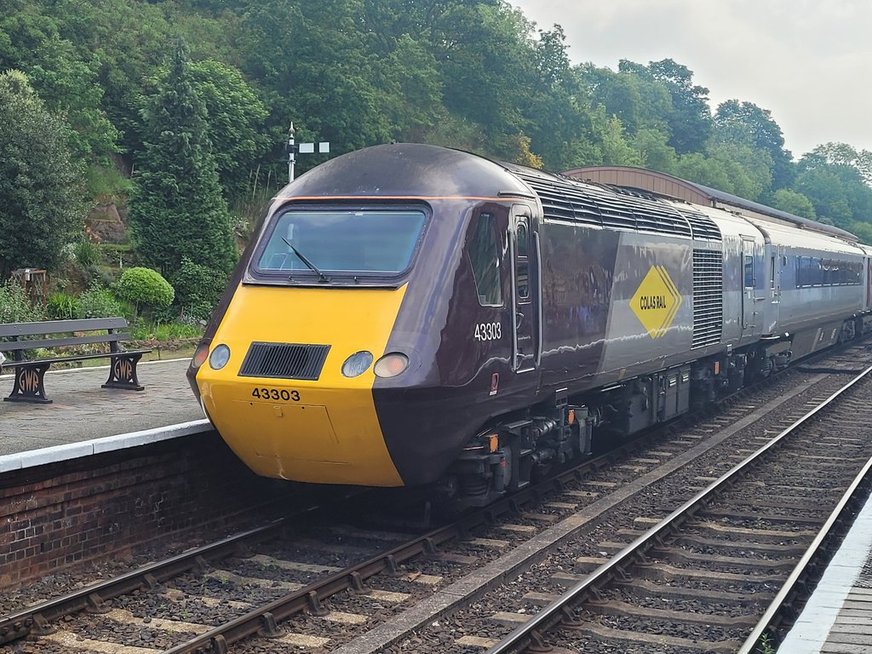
[0,433,286,588]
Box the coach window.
[468,212,503,306]
[743,254,754,288]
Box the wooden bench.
[0,318,151,404]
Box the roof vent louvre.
[508,166,721,241]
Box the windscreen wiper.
[281,236,331,283]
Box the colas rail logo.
[629,265,682,338]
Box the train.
[187,143,872,507]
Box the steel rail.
[486,363,872,654]
[737,454,872,653]
[0,520,284,646]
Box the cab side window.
[468,213,503,307]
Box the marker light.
[209,344,231,370]
[342,351,373,377]
[373,352,409,378]
[192,342,210,369]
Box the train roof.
[277,143,533,200]
[563,165,859,243]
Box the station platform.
[780,488,872,653]
[0,358,208,470]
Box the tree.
[714,100,793,189]
[0,6,119,161]
[793,150,872,228]
[706,141,773,201]
[585,64,672,138]
[631,128,677,173]
[128,43,236,277]
[808,142,872,185]
[771,189,816,219]
[619,58,712,154]
[0,70,85,278]
[188,60,269,204]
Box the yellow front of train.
[189,201,426,487]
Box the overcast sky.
[510,0,872,159]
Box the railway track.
[2,344,871,654]
[481,363,872,654]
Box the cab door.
[510,207,538,372]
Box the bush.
[172,257,227,322]
[116,267,174,317]
[46,291,80,320]
[0,281,42,323]
[78,285,126,319]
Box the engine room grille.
[238,342,331,380]
[692,250,723,349]
[682,210,721,241]
[507,166,723,242]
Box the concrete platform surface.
[0,358,205,456]
[780,487,872,653]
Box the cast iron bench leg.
[103,353,145,391]
[4,363,53,404]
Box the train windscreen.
[256,208,426,276]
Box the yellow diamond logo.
[630,266,682,339]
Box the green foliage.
[0,281,42,323]
[772,189,816,219]
[0,6,119,161]
[5,0,872,242]
[46,291,80,320]
[619,58,712,154]
[793,156,872,228]
[633,128,678,173]
[172,257,228,322]
[188,59,269,204]
[128,43,236,277]
[74,239,101,268]
[714,99,793,189]
[116,267,175,316]
[0,70,87,278]
[85,164,133,200]
[849,221,872,243]
[77,285,126,319]
[597,114,642,166]
[131,320,203,342]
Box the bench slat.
[0,317,129,338]
[0,333,127,352]
[2,349,151,367]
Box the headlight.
[374,353,409,378]
[208,344,231,370]
[191,342,210,369]
[342,351,373,377]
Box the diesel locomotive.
[188,143,872,506]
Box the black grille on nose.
[238,342,331,380]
